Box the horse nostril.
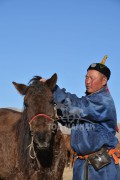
[38,134,44,141]
[36,133,47,142]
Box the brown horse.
[0,73,66,180]
[63,134,76,168]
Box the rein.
[27,136,41,168]
[29,113,54,124]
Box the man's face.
[85,70,107,94]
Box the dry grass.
[63,167,73,180]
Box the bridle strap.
[28,113,58,168]
[29,114,54,124]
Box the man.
[41,56,120,180]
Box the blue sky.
[0,0,120,121]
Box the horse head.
[13,73,58,166]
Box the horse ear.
[12,82,28,95]
[46,73,57,90]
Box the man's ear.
[102,76,107,86]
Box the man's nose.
[86,77,91,84]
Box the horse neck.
[16,111,31,155]
[15,111,33,175]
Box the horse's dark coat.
[0,74,66,180]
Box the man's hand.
[40,78,46,82]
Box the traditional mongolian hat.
[87,55,111,80]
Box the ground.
[63,160,120,180]
[63,167,73,180]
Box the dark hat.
[87,55,111,80]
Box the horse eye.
[50,99,54,104]
[24,102,28,108]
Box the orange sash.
[78,148,119,165]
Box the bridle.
[28,113,58,168]
[29,101,58,124]
[29,113,54,125]
[29,113,57,132]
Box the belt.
[78,148,119,164]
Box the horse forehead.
[30,119,53,131]
[25,84,52,98]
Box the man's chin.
[85,90,91,95]
[86,88,92,93]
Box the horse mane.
[14,109,34,175]
[28,76,42,85]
